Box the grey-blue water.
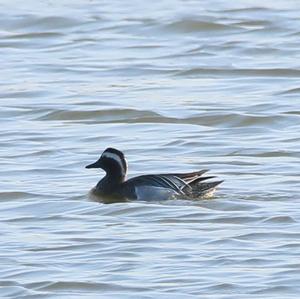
[1,0,300,298]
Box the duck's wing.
[152,170,223,199]
[122,172,223,200]
[124,174,188,194]
[158,170,209,184]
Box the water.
[1,0,300,298]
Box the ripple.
[35,108,162,122]
[0,286,31,298]
[13,16,82,31]
[175,68,300,78]
[252,285,299,295]
[277,87,300,95]
[33,108,297,130]
[4,31,63,40]
[234,20,273,29]
[0,191,41,201]
[263,216,297,224]
[38,281,149,292]
[164,19,238,33]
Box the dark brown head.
[86,148,128,179]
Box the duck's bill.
[85,161,102,169]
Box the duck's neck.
[96,172,125,194]
[105,171,126,184]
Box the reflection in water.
[1,0,300,298]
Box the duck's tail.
[183,178,223,199]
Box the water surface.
[1,0,300,298]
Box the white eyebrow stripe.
[102,152,127,175]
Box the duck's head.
[86,148,128,179]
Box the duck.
[86,147,223,203]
